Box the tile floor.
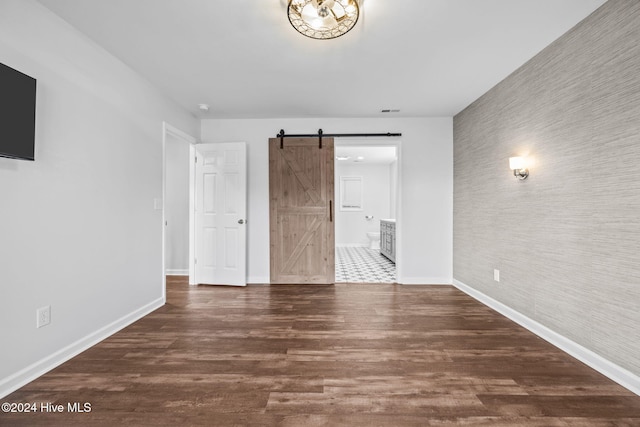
[335,246,396,283]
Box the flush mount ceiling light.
[288,0,360,40]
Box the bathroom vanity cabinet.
[380,219,396,263]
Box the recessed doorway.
[161,122,197,297]
[334,141,400,283]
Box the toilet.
[366,232,381,250]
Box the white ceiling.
[36,0,606,119]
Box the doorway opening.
[162,122,197,297]
[334,140,401,283]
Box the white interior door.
[194,142,247,286]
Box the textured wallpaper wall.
[453,0,640,376]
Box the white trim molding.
[453,279,640,396]
[0,298,164,399]
[165,269,189,276]
[400,277,452,285]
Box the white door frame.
[334,138,403,282]
[162,122,197,296]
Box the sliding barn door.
[269,137,334,284]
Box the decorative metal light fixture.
[288,0,360,40]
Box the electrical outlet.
[493,269,500,282]
[37,305,51,328]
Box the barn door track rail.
[277,129,402,149]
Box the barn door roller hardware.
[277,129,402,149]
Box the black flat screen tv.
[0,62,37,161]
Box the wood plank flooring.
[2,277,640,426]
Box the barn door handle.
[329,200,333,222]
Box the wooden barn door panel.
[269,137,334,284]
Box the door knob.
[238,219,245,224]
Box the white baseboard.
[400,277,452,285]
[453,279,640,396]
[0,297,165,399]
[165,269,188,276]
[336,243,368,248]
[248,276,270,285]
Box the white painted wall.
[164,134,190,274]
[200,117,453,284]
[335,162,391,247]
[0,0,197,397]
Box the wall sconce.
[509,156,529,180]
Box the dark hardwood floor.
[2,277,640,426]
